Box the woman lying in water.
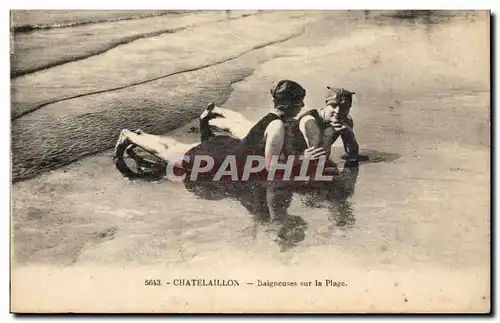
[115,80,333,182]
[115,86,364,179]
[115,79,330,222]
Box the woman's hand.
[303,146,327,160]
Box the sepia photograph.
[9,8,491,313]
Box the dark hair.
[270,80,306,109]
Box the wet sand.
[11,11,490,313]
[10,11,259,78]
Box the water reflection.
[297,163,359,231]
[183,178,308,250]
[119,144,399,251]
[183,161,361,251]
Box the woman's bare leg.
[209,118,253,139]
[133,130,188,149]
[116,103,253,163]
[212,106,253,125]
[117,129,196,163]
[200,104,254,139]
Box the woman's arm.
[263,120,291,221]
[264,119,286,171]
[264,119,326,181]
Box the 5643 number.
[144,279,162,286]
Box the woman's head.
[270,80,306,119]
[321,86,355,122]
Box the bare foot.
[199,102,216,120]
[115,129,131,154]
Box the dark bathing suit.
[179,112,287,218]
[181,112,286,182]
[287,109,328,154]
[181,110,335,183]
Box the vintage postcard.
[10,9,490,313]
